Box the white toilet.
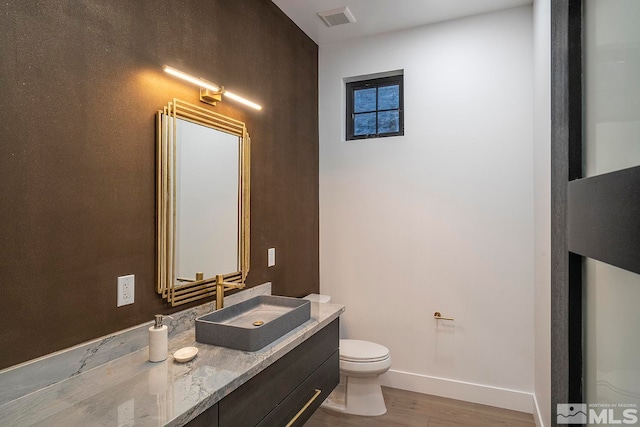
[303,294,392,416]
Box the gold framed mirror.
[157,99,250,306]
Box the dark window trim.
[346,75,404,141]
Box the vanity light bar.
[163,65,220,92]
[223,90,263,111]
[163,65,262,111]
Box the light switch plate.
[268,248,276,267]
[117,274,135,307]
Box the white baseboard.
[380,369,534,414]
[532,393,545,427]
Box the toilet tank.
[303,294,331,303]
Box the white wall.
[319,6,535,412]
[532,0,551,425]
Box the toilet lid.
[339,339,390,362]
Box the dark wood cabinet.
[187,318,339,427]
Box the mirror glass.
[176,118,239,279]
[157,99,250,306]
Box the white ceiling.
[271,0,532,46]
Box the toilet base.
[321,374,387,416]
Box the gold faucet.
[215,274,245,309]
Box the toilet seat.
[339,339,390,363]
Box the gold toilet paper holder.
[434,311,454,321]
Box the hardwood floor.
[304,387,536,427]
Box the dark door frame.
[550,0,583,424]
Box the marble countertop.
[0,301,344,427]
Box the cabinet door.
[219,319,339,427]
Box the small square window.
[346,74,404,140]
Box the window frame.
[346,74,404,141]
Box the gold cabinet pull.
[434,311,454,321]
[285,389,322,427]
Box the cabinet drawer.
[257,350,339,427]
[219,318,339,427]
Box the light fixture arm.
[200,86,224,106]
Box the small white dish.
[173,346,198,363]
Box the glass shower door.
[582,0,640,418]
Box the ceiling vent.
[317,6,356,28]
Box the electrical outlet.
[268,248,276,267]
[117,274,135,307]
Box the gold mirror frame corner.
[156,99,250,306]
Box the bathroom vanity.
[188,317,338,426]
[0,292,344,427]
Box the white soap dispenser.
[149,314,168,362]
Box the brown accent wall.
[0,0,319,369]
